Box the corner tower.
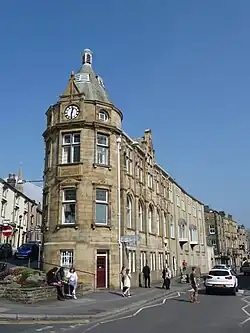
[43,49,123,288]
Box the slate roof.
[74,49,111,103]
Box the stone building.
[42,49,209,289]
[204,206,245,267]
[0,171,42,250]
[237,225,248,262]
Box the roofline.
[122,131,204,206]
[0,178,42,212]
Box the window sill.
[127,227,136,231]
[91,223,112,230]
[58,162,83,167]
[93,163,112,171]
[56,224,79,230]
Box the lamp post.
[17,215,23,248]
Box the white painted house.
[0,171,42,250]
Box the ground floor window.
[140,251,146,271]
[128,250,136,272]
[158,252,164,271]
[60,250,74,268]
[150,252,156,271]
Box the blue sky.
[0,1,249,226]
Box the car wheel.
[232,287,237,296]
[206,287,210,295]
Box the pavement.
[0,279,186,320]
[1,274,250,333]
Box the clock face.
[64,105,80,120]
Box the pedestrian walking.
[162,265,171,290]
[67,267,78,299]
[189,267,199,303]
[143,263,151,288]
[120,265,126,290]
[122,268,131,297]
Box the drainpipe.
[116,136,122,271]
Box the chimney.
[7,173,16,187]
[204,205,210,213]
[17,164,24,193]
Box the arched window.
[138,201,143,231]
[126,196,132,228]
[99,110,109,121]
[156,210,160,235]
[148,205,153,233]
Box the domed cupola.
[74,49,111,103]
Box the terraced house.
[42,49,209,289]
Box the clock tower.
[42,49,123,288]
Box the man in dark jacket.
[143,264,151,288]
[55,267,65,301]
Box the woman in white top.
[67,267,78,299]
[122,268,131,297]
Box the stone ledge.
[0,283,92,304]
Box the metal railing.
[41,260,96,290]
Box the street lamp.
[17,215,23,248]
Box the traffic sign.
[2,226,13,237]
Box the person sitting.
[46,267,58,285]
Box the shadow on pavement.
[198,288,239,296]
[169,298,190,303]
[109,291,123,297]
[238,275,250,291]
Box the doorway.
[96,252,108,288]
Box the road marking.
[82,292,181,333]
[239,295,250,326]
[0,319,90,325]
[36,327,53,332]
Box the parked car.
[15,243,39,260]
[0,243,13,259]
[205,268,238,295]
[212,264,228,270]
[240,261,250,276]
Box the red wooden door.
[96,256,107,288]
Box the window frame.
[60,250,74,268]
[1,202,7,218]
[99,110,109,122]
[148,205,153,233]
[126,195,132,229]
[209,224,216,235]
[138,201,143,231]
[96,133,109,166]
[170,214,175,239]
[178,224,187,239]
[61,132,81,164]
[156,210,160,235]
[62,188,77,225]
[95,188,109,225]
